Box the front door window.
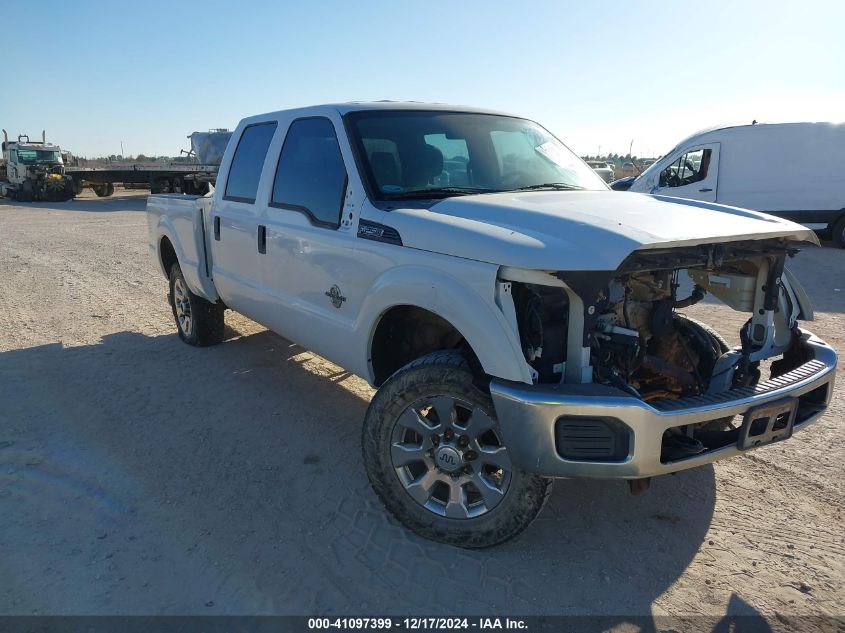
[659,148,712,188]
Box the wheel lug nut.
[431,435,440,446]
[458,435,469,447]
[464,450,477,462]
[444,429,454,440]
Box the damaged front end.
[490,238,837,478]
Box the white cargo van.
[626,122,845,247]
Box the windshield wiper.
[507,183,586,192]
[381,187,499,200]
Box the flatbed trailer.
[66,163,218,197]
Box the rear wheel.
[832,215,845,249]
[151,178,171,194]
[362,351,551,548]
[168,263,225,346]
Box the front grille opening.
[554,417,631,462]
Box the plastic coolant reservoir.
[688,269,757,312]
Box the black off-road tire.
[61,178,76,201]
[832,215,845,249]
[168,263,225,346]
[362,350,552,548]
[93,183,115,197]
[151,178,171,195]
[675,314,730,353]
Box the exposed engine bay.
[591,270,730,401]
[510,271,741,398]
[504,239,810,460]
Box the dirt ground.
[0,190,843,622]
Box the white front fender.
[357,265,533,385]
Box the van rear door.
[652,143,720,202]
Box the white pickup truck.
[147,103,837,547]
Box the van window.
[224,122,278,203]
[659,148,711,188]
[271,118,347,228]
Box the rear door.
[652,143,720,202]
[209,121,278,318]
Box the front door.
[257,116,364,370]
[652,143,720,202]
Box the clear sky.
[5,0,844,158]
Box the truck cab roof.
[238,101,520,126]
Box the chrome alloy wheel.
[390,395,512,519]
[172,278,193,337]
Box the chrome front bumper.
[490,330,837,479]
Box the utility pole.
[120,141,124,158]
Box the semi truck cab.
[0,130,75,202]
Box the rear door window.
[224,122,277,203]
[271,118,347,228]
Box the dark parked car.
[610,175,636,191]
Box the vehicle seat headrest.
[371,151,400,188]
[404,144,444,187]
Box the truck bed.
[146,193,217,300]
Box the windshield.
[16,149,62,165]
[347,111,607,200]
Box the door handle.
[213,216,220,240]
[699,188,713,192]
[257,225,266,254]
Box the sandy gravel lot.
[0,190,843,622]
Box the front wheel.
[362,351,551,548]
[168,263,225,346]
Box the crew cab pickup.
[147,103,837,547]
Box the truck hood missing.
[383,191,819,270]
